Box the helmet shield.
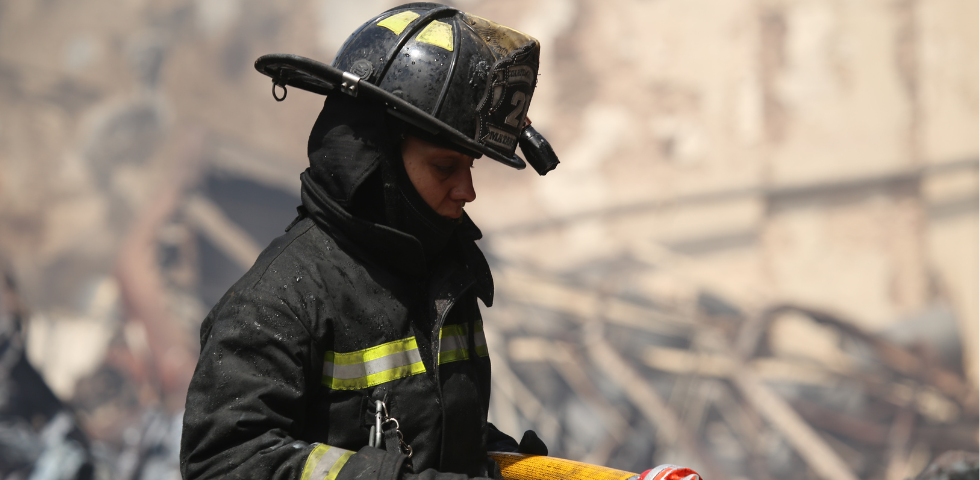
[255,3,547,170]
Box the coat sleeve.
[180,282,320,479]
[485,424,519,453]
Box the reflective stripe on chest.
[437,322,489,363]
[322,322,490,390]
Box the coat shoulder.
[245,218,345,288]
[199,217,349,345]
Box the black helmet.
[254,2,559,175]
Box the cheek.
[410,169,452,208]
[430,181,454,206]
[404,162,433,194]
[403,160,425,185]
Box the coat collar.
[299,171,494,306]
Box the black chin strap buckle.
[519,125,560,175]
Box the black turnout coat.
[180,96,519,480]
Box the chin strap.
[380,154,457,263]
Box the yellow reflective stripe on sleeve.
[326,337,419,366]
[440,324,467,339]
[474,321,489,358]
[325,361,426,390]
[438,323,469,364]
[437,322,490,364]
[301,444,328,480]
[325,450,354,480]
[378,11,420,35]
[302,444,354,480]
[324,323,490,388]
[438,347,469,364]
[416,21,454,51]
[323,337,426,390]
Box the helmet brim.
[254,53,527,170]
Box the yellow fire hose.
[489,452,639,480]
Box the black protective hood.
[301,93,461,265]
[305,92,389,209]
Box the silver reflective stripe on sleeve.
[325,349,424,380]
[438,322,490,365]
[302,444,354,480]
[474,321,488,357]
[438,324,470,364]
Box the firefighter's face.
[401,136,476,219]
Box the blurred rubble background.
[0,0,976,479]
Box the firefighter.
[180,3,556,480]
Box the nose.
[449,168,476,204]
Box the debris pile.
[481,259,978,480]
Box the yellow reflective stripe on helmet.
[416,21,454,51]
[322,337,426,390]
[460,13,534,57]
[378,11,420,35]
[302,444,354,480]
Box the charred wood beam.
[483,328,563,445]
[485,157,977,237]
[207,139,301,196]
[550,341,635,466]
[729,366,860,480]
[115,128,204,412]
[587,333,725,480]
[790,398,889,446]
[183,194,262,271]
[493,265,694,335]
[746,305,977,414]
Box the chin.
[440,206,464,219]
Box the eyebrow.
[434,152,471,163]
